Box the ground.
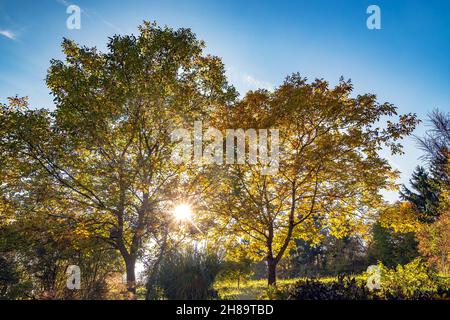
[214,277,340,300]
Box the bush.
[377,258,450,299]
[259,284,290,300]
[378,258,436,296]
[287,259,450,300]
[0,255,33,300]
[287,276,373,300]
[151,248,222,300]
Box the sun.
[173,204,192,221]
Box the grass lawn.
[214,277,340,300]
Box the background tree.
[400,166,440,222]
[369,222,418,267]
[322,236,368,275]
[384,110,449,273]
[289,239,326,277]
[288,236,368,277]
[399,110,449,223]
[417,210,450,275]
[217,242,253,289]
[416,110,449,186]
[416,163,450,275]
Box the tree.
[416,110,449,186]
[400,166,440,222]
[323,236,368,275]
[289,239,326,277]
[417,210,450,275]
[288,236,368,277]
[400,110,449,223]
[0,139,123,300]
[217,242,253,289]
[385,110,449,273]
[370,222,418,268]
[416,165,450,275]
[207,75,419,285]
[1,22,235,298]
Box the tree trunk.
[267,258,277,286]
[125,257,137,299]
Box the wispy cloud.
[97,16,122,33]
[56,0,70,6]
[0,29,16,40]
[242,73,274,91]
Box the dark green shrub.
[287,276,373,300]
[0,255,33,300]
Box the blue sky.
[1,0,449,201]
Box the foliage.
[214,278,300,300]
[2,20,447,300]
[1,21,236,298]
[151,247,223,300]
[287,276,372,300]
[285,260,450,300]
[207,75,419,284]
[400,166,440,222]
[417,203,450,275]
[216,246,254,290]
[369,222,418,268]
[397,110,450,275]
[378,201,422,233]
[288,236,369,277]
[0,254,32,300]
[416,110,449,186]
[377,258,449,299]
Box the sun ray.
[174,204,192,221]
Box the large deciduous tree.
[2,22,235,298]
[207,75,419,285]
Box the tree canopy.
[204,75,419,284]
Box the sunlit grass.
[214,275,367,300]
[214,277,316,300]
